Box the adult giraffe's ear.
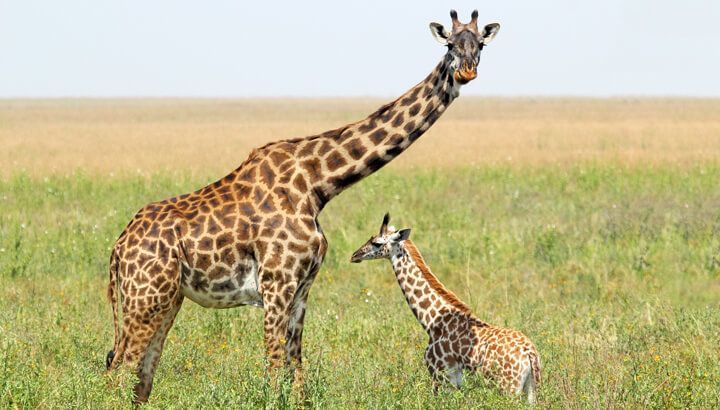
[429,23,450,45]
[480,22,501,44]
[380,213,390,235]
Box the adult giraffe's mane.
[241,95,404,166]
[403,240,475,316]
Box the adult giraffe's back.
[106,10,500,402]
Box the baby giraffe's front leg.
[424,343,443,394]
[425,340,463,392]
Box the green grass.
[1,165,720,408]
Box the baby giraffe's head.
[350,213,411,263]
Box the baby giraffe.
[350,214,541,403]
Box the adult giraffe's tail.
[106,250,122,370]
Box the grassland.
[2,98,720,176]
[1,99,720,408]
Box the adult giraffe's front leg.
[284,230,327,384]
[260,267,298,370]
[284,277,316,385]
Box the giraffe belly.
[180,259,263,309]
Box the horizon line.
[1,95,719,101]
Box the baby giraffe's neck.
[389,240,476,334]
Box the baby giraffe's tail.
[523,351,541,404]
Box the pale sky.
[1,0,719,97]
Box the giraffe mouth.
[454,67,477,84]
[350,250,365,263]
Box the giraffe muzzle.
[454,62,477,84]
[350,250,364,263]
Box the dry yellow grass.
[1,98,719,176]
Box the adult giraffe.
[106,10,500,402]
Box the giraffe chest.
[179,256,262,309]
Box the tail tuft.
[106,350,115,370]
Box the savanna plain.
[1,98,720,408]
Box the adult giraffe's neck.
[308,55,460,209]
[390,240,475,334]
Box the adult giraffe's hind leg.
[112,257,184,404]
[133,296,183,402]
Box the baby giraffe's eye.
[371,239,382,246]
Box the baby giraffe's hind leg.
[521,356,537,404]
[523,376,537,405]
[447,364,463,388]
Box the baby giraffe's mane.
[403,240,479,317]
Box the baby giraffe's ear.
[396,229,412,241]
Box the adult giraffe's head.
[429,10,501,84]
[350,213,411,263]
